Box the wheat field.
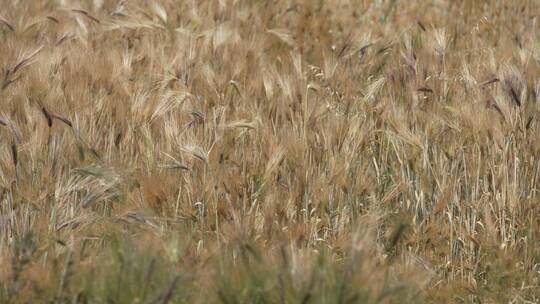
[0,0,539,303]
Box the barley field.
[0,0,539,303]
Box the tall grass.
[0,0,539,303]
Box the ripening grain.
[0,1,539,303]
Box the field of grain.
[0,0,539,303]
